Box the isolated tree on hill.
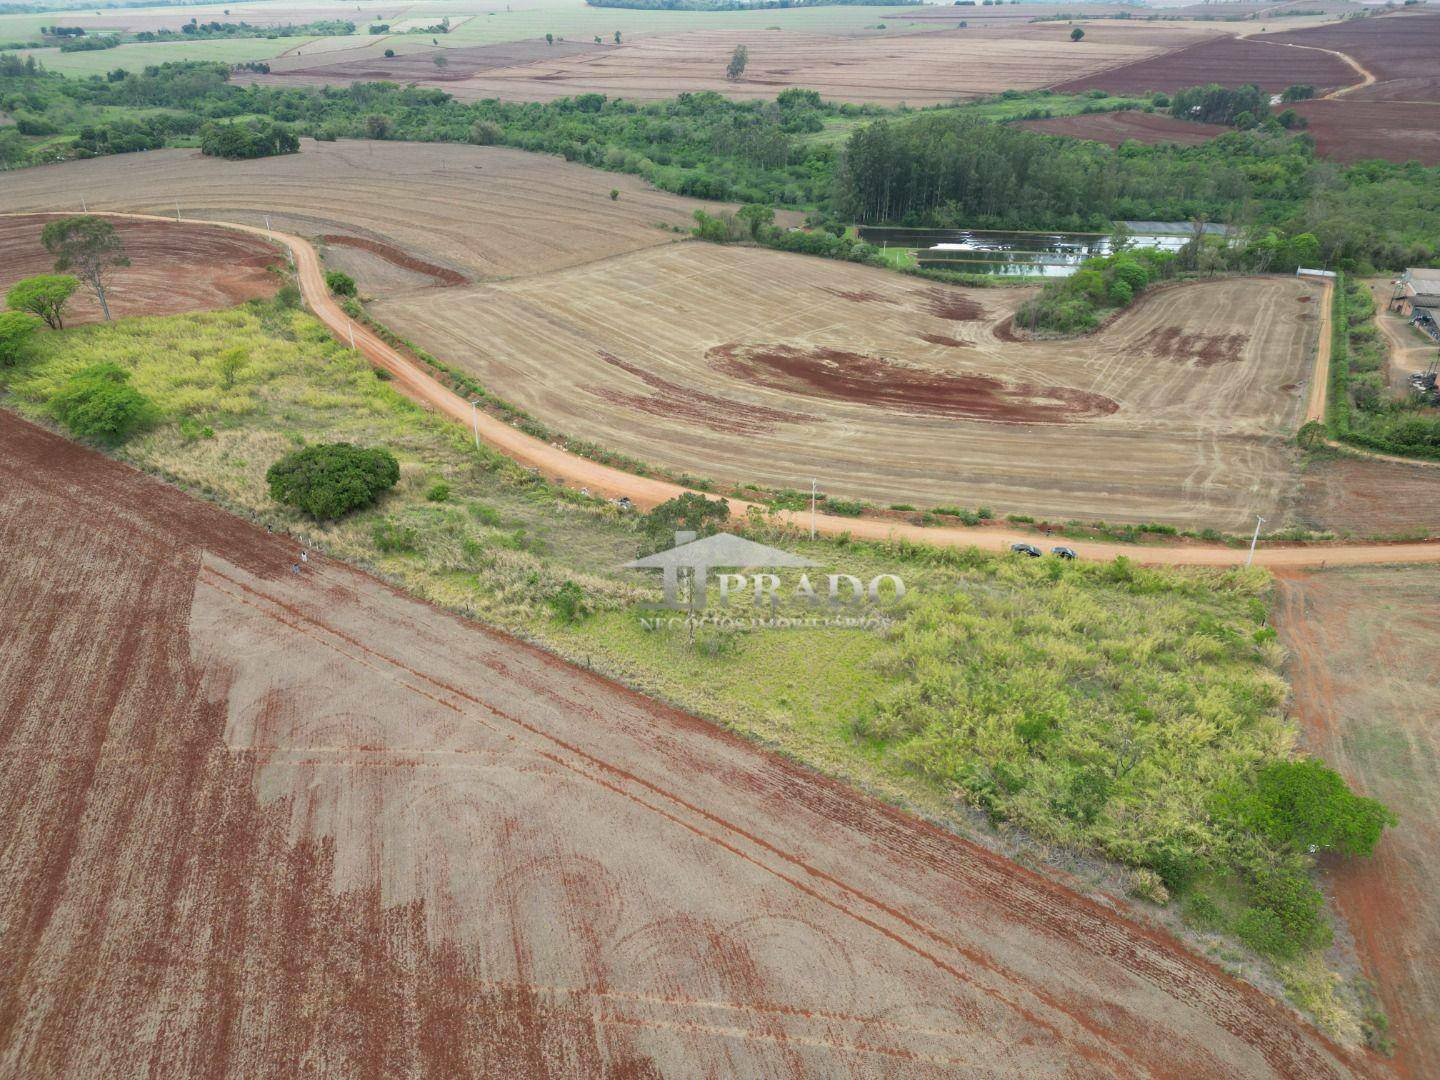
[41,216,128,322]
[726,44,748,81]
[433,53,448,68]
[594,35,601,44]
[614,30,621,43]
[6,273,79,329]
[545,31,554,45]
[1070,26,1085,40]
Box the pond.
[859,224,1210,277]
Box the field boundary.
[9,209,1437,567]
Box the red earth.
[1016,109,1230,147]
[1051,32,1354,94]
[0,412,1377,1076]
[0,214,280,323]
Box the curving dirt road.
[16,210,1438,567]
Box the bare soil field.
[1276,566,1440,1078]
[261,36,603,80]
[1263,11,1440,101]
[1016,108,1229,147]
[0,414,1370,1077]
[374,242,1320,529]
[1052,12,1440,163]
[0,214,278,322]
[264,24,1218,105]
[1291,454,1440,537]
[0,142,722,285]
[1053,31,1355,94]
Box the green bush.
[1225,758,1396,856]
[1237,867,1331,958]
[324,270,357,297]
[425,479,450,502]
[0,310,41,366]
[49,361,154,442]
[548,580,590,623]
[371,517,418,553]
[825,499,866,517]
[640,491,730,552]
[265,442,400,519]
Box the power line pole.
[1246,515,1265,567]
[810,478,817,540]
[470,399,482,450]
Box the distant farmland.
[255,22,1219,106]
[375,241,1320,529]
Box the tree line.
[2,57,1439,270]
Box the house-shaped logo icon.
[624,531,819,609]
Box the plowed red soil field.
[1052,32,1355,94]
[0,413,1372,1076]
[1264,11,1440,101]
[1016,109,1229,147]
[1277,567,1440,1078]
[0,214,279,322]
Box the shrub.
[1237,867,1331,958]
[469,119,502,145]
[548,580,590,623]
[0,310,41,366]
[425,479,450,502]
[825,499,866,517]
[371,517,417,553]
[324,270,357,296]
[640,491,730,552]
[49,361,154,442]
[265,442,400,519]
[276,284,301,309]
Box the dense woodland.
[1,56,1438,270]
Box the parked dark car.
[1051,546,1077,560]
[1010,542,1042,557]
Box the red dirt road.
[0,413,1374,1076]
[9,209,1437,565]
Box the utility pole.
[175,200,181,223]
[347,320,356,350]
[470,399,482,450]
[264,214,273,242]
[1246,515,1265,566]
[810,478,817,540]
[80,196,87,212]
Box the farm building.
[1391,268,1440,318]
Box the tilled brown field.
[0,215,279,322]
[0,413,1371,1077]
[1276,567,1440,1078]
[1264,11,1440,101]
[266,24,1216,106]
[1290,454,1440,538]
[375,242,1320,529]
[1015,109,1229,147]
[1052,31,1355,94]
[0,142,722,284]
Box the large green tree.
[40,217,129,322]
